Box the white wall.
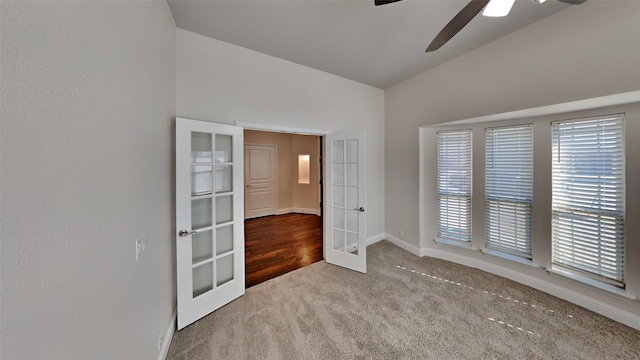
[176,29,386,240]
[385,2,640,328]
[1,2,176,359]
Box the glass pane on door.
[333,230,345,251]
[192,132,213,163]
[215,165,232,193]
[346,211,358,232]
[333,186,345,207]
[345,140,358,163]
[333,140,344,162]
[346,232,358,255]
[192,230,213,265]
[216,195,233,224]
[346,187,358,208]
[215,134,233,163]
[216,225,233,255]
[192,165,213,196]
[191,198,212,229]
[333,208,345,230]
[346,164,358,186]
[216,255,234,286]
[193,262,213,298]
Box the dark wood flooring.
[244,213,323,288]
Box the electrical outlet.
[399,231,405,240]
[135,234,147,262]
[158,330,164,351]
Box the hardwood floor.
[244,213,323,288]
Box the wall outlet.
[399,231,405,240]
[135,234,147,262]
[158,330,164,351]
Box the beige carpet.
[167,241,640,359]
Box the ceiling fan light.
[482,0,516,17]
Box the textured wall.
[1,2,176,359]
[385,2,640,326]
[177,29,385,239]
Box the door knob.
[178,229,197,237]
[355,207,365,212]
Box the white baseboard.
[158,310,177,360]
[275,207,320,216]
[366,233,386,246]
[422,247,640,332]
[382,233,422,257]
[275,207,293,215]
[293,207,321,216]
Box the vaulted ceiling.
[168,0,572,89]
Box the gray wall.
[1,2,177,359]
[385,2,640,325]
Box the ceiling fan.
[375,0,587,52]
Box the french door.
[175,118,245,329]
[324,132,367,273]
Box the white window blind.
[552,115,625,286]
[437,130,472,242]
[485,125,533,258]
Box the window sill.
[547,267,636,302]
[435,238,478,251]
[482,249,540,269]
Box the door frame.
[237,121,330,259]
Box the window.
[485,125,533,258]
[437,130,472,242]
[552,115,625,286]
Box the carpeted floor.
[167,241,640,359]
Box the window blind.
[551,115,625,286]
[485,125,533,258]
[437,130,472,242]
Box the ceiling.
[168,0,571,89]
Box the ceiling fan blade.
[426,0,490,52]
[556,0,587,4]
[375,0,403,6]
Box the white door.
[324,132,367,273]
[244,145,277,219]
[176,118,245,330]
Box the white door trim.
[236,121,330,136]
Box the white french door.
[175,118,245,330]
[324,132,367,273]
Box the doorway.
[243,129,323,288]
[176,118,367,329]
